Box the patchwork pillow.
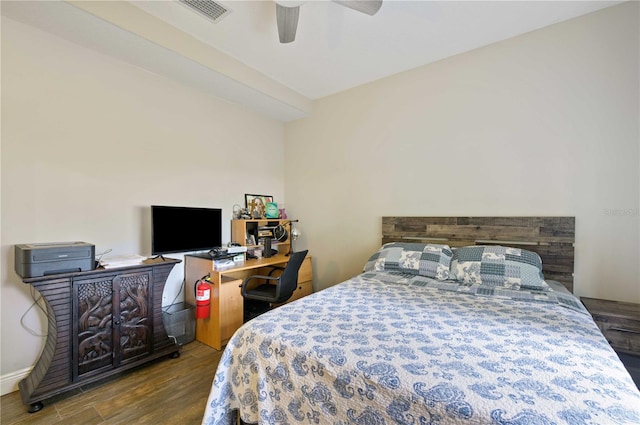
[363,242,453,280]
[449,245,549,291]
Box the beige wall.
[286,3,639,301]
[0,17,284,391]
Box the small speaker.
[264,238,272,258]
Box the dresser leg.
[170,351,180,359]
[28,401,44,413]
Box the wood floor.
[1,341,222,425]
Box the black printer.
[15,242,95,278]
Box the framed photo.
[244,194,273,219]
[265,202,279,219]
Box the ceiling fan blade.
[333,0,382,16]
[276,4,300,43]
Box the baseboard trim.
[1,367,31,396]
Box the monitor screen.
[151,205,222,255]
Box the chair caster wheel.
[28,401,44,413]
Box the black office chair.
[241,250,308,322]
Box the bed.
[202,217,640,425]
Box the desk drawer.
[287,280,313,303]
[298,257,312,283]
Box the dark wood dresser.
[581,297,640,388]
[18,258,181,413]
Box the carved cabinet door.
[73,270,153,381]
[115,271,153,367]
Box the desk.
[184,253,312,350]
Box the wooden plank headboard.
[382,216,575,292]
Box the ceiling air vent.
[180,0,232,24]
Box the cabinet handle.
[609,327,640,335]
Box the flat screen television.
[151,205,222,255]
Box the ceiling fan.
[276,0,383,43]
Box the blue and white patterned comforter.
[202,272,640,425]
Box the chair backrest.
[276,250,308,303]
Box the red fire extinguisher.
[195,275,211,319]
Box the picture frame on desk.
[265,202,279,219]
[245,194,272,219]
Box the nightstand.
[581,297,640,389]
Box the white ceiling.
[2,1,622,121]
[131,0,620,99]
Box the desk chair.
[241,250,308,322]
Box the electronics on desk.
[227,245,247,255]
[208,247,231,259]
[213,259,235,269]
[209,245,247,261]
[262,238,270,258]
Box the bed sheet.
[202,272,640,425]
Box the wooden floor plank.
[1,341,222,425]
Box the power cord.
[94,248,112,266]
[20,286,49,337]
[162,278,186,313]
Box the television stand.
[18,259,181,412]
